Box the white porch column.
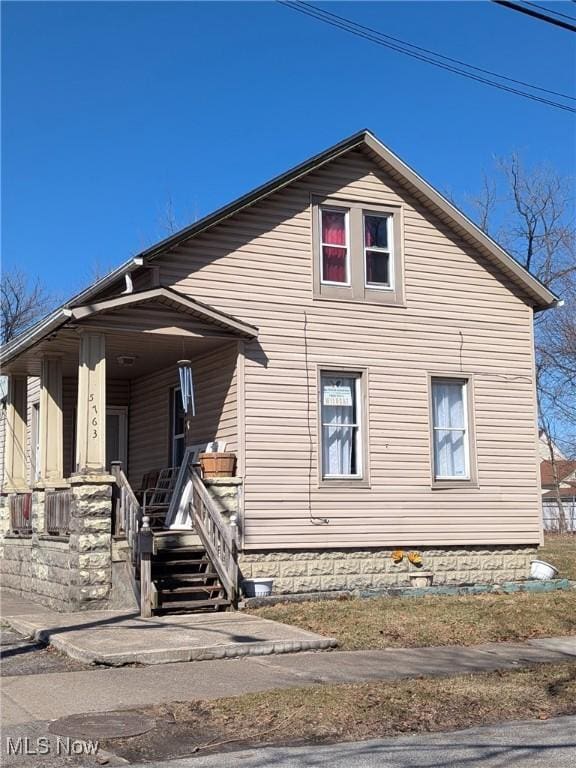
[3,375,28,492]
[39,356,65,486]
[75,333,106,475]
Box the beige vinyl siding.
[128,343,237,488]
[148,147,541,549]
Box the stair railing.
[111,462,143,566]
[191,468,239,605]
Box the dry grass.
[109,663,576,761]
[539,534,576,580]
[249,535,576,650]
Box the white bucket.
[530,559,559,580]
[243,578,274,598]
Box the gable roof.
[70,286,258,338]
[541,460,576,486]
[131,129,558,311]
[0,287,257,369]
[1,130,559,366]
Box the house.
[0,130,559,613]
[540,459,576,531]
[538,429,566,461]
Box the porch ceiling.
[4,328,232,379]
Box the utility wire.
[279,1,576,113]
[492,1,576,31]
[286,0,574,102]
[521,1,576,22]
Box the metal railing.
[45,490,72,536]
[9,493,32,534]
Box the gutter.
[0,308,72,366]
[0,257,145,365]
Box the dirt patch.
[98,662,576,763]
[0,628,95,676]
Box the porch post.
[3,375,28,492]
[39,356,65,486]
[75,333,106,474]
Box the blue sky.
[2,1,575,300]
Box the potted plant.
[391,549,434,587]
[199,452,236,478]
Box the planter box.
[199,452,236,478]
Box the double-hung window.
[320,208,350,285]
[364,214,392,289]
[314,198,403,305]
[431,378,470,481]
[320,372,362,480]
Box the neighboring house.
[538,429,566,461]
[0,130,559,614]
[540,459,576,532]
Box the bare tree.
[0,268,55,345]
[470,155,576,531]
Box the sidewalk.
[3,632,575,725]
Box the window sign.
[323,382,353,407]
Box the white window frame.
[31,402,40,483]
[363,212,394,290]
[320,372,362,480]
[319,206,351,287]
[106,406,128,470]
[171,386,186,467]
[431,378,470,481]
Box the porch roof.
[0,287,258,377]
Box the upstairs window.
[313,197,403,306]
[431,378,469,480]
[364,214,392,289]
[320,208,349,285]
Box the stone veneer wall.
[0,479,113,612]
[204,478,242,522]
[239,546,538,595]
[1,490,71,611]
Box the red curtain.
[322,211,347,283]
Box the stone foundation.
[0,477,114,612]
[239,546,538,595]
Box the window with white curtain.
[321,372,362,479]
[431,378,469,480]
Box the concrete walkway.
[3,634,575,726]
[1,590,337,665]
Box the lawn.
[105,663,576,762]
[249,534,576,650]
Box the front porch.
[0,288,257,613]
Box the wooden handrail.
[111,462,142,567]
[191,468,239,604]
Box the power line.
[287,0,574,102]
[492,1,576,31]
[521,2,576,22]
[279,1,576,113]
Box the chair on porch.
[141,440,226,529]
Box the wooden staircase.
[113,453,239,617]
[151,532,231,613]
